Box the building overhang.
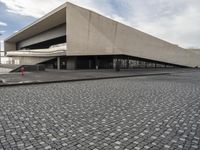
[5,3,67,43]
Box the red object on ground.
[20,67,25,76]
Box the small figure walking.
[20,67,25,76]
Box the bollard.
[20,67,25,76]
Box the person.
[20,67,25,76]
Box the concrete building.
[4,2,200,70]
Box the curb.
[0,73,170,87]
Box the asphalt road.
[0,71,200,150]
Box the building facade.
[4,2,200,69]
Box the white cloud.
[0,21,7,26]
[0,0,66,18]
[0,0,200,48]
[0,0,122,19]
[0,30,6,33]
[124,0,200,48]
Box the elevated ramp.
[4,43,67,70]
[10,64,45,72]
[7,43,67,57]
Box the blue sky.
[0,0,200,49]
[0,2,35,38]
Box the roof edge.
[66,3,184,49]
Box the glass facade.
[41,55,183,70]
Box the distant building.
[4,2,200,69]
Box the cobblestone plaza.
[0,72,200,150]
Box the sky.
[0,0,200,50]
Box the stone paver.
[0,71,200,149]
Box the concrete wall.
[189,49,200,55]
[4,42,16,53]
[67,4,116,56]
[17,24,66,49]
[66,3,200,67]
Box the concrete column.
[67,57,76,70]
[126,58,129,69]
[89,59,92,69]
[113,58,118,70]
[114,58,120,71]
[95,56,99,70]
[57,57,60,70]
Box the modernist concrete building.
[4,2,200,70]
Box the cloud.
[0,0,200,48]
[0,21,7,26]
[0,0,126,20]
[0,0,66,18]
[123,0,200,48]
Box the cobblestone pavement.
[0,71,200,150]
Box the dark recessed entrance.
[41,55,185,70]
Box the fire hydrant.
[20,67,25,76]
